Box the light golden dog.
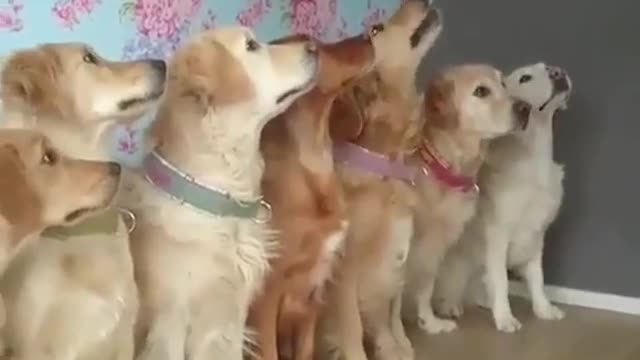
[119,27,319,360]
[433,63,571,333]
[250,32,376,360]
[403,64,531,335]
[318,1,442,359]
[0,128,122,359]
[0,44,166,360]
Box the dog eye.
[473,85,491,98]
[370,23,385,37]
[83,51,98,65]
[246,39,260,52]
[519,74,532,84]
[41,149,58,166]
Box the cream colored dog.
[121,27,319,360]
[433,63,571,332]
[0,44,166,359]
[404,64,531,334]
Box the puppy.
[403,64,531,335]
[318,1,442,359]
[250,32,376,360]
[0,128,122,359]
[433,63,571,332]
[0,44,166,359]
[121,27,319,360]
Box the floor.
[410,298,640,360]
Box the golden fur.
[250,33,376,360]
[0,43,166,360]
[403,64,531,334]
[0,128,121,359]
[118,27,319,360]
[317,1,443,359]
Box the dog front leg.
[334,270,368,360]
[519,244,564,321]
[249,281,281,360]
[293,307,318,360]
[484,226,521,333]
[390,293,413,360]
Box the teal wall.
[0,0,401,165]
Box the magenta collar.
[419,140,479,193]
[333,141,420,184]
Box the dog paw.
[418,316,457,334]
[494,313,522,333]
[434,301,464,319]
[535,304,565,320]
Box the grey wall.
[419,0,640,298]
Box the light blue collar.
[142,151,271,221]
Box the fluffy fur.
[119,27,319,360]
[0,44,165,359]
[317,1,443,359]
[250,33,376,360]
[433,63,572,332]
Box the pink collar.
[333,141,421,185]
[419,140,479,193]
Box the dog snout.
[513,100,531,130]
[546,66,565,80]
[107,162,122,177]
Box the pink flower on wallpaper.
[52,0,101,30]
[133,0,202,40]
[286,0,338,40]
[236,0,272,28]
[0,0,23,32]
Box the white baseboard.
[508,281,640,316]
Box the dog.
[119,27,319,360]
[433,63,571,332]
[403,64,531,335]
[250,32,376,360]
[317,1,443,359]
[0,44,166,359]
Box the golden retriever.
[250,32,376,360]
[0,128,122,359]
[433,63,571,332]
[318,1,443,359]
[118,27,319,360]
[403,64,531,335]
[0,43,166,360]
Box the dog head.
[425,64,531,138]
[162,27,318,129]
[504,62,572,114]
[0,129,121,247]
[371,0,442,71]
[1,43,167,123]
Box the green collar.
[42,208,132,240]
[142,151,271,222]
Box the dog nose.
[107,162,122,176]
[150,60,167,74]
[546,66,564,80]
[305,41,318,55]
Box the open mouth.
[538,68,571,111]
[410,8,441,48]
[118,89,164,111]
[64,206,100,223]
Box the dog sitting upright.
[0,44,166,359]
[433,63,572,332]
[122,27,319,360]
[251,32,376,360]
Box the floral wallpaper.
[0,0,401,166]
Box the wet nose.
[305,41,318,55]
[150,60,167,75]
[546,66,564,80]
[108,162,122,176]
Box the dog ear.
[1,47,64,115]
[425,77,458,129]
[169,50,220,109]
[329,87,366,142]
[0,144,41,244]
